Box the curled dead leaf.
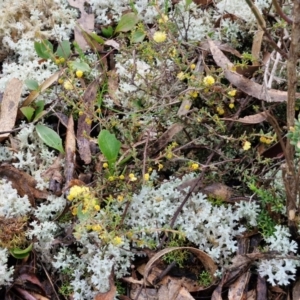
[221,112,268,124]
[144,247,217,288]
[0,78,22,142]
[0,164,48,206]
[208,39,300,102]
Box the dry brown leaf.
[0,164,48,205]
[122,277,144,285]
[228,271,250,300]
[158,279,195,300]
[177,98,192,116]
[13,287,38,300]
[107,70,120,106]
[246,289,256,300]
[130,286,157,300]
[221,112,268,124]
[252,29,264,66]
[105,40,120,50]
[149,123,183,155]
[256,275,267,300]
[199,40,241,58]
[68,0,95,50]
[293,278,300,300]
[30,293,49,300]
[94,271,116,300]
[22,70,63,107]
[42,155,63,195]
[143,247,217,288]
[235,65,260,78]
[77,78,100,164]
[208,39,300,102]
[64,115,76,185]
[0,78,22,142]
[193,0,213,6]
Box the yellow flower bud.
[177,72,186,81]
[158,14,168,23]
[153,31,167,43]
[243,141,251,151]
[76,70,83,78]
[191,163,199,170]
[190,63,196,70]
[63,80,73,90]
[203,76,215,87]
[228,89,237,97]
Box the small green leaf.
[76,204,89,221]
[34,100,45,116]
[24,79,39,91]
[185,0,193,7]
[101,26,114,38]
[10,243,33,259]
[132,29,146,43]
[70,61,91,72]
[36,124,65,153]
[34,40,53,59]
[89,32,105,44]
[115,12,139,33]
[56,40,71,59]
[98,130,121,165]
[33,110,47,122]
[20,106,35,122]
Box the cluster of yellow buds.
[165,141,178,160]
[243,141,251,151]
[203,75,215,87]
[190,163,199,171]
[67,185,100,215]
[260,136,273,144]
[153,31,167,43]
[216,106,225,115]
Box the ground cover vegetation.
[0,0,300,299]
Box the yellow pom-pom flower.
[67,185,89,201]
[76,70,83,78]
[216,107,225,115]
[129,173,137,182]
[190,91,198,98]
[177,72,186,81]
[117,195,124,202]
[229,103,235,109]
[191,163,199,171]
[63,80,73,90]
[112,236,123,246]
[203,76,215,87]
[243,141,251,151]
[190,63,196,70]
[158,14,168,23]
[228,89,237,97]
[153,31,167,43]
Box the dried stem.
[284,0,300,237]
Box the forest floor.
[0,0,300,299]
